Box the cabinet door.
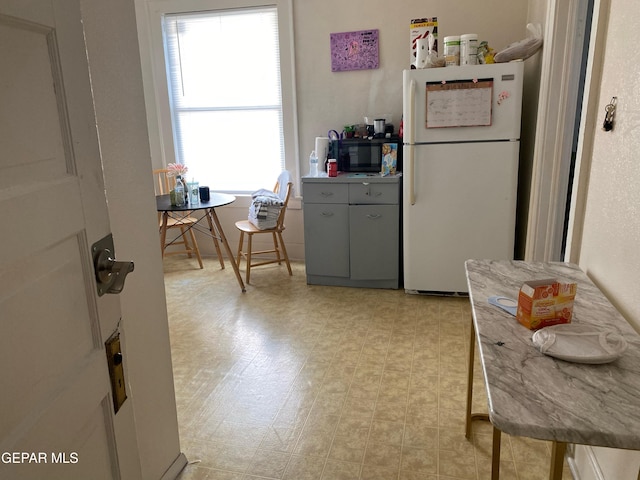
[349,205,399,280]
[303,203,349,277]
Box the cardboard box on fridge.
[410,17,438,67]
[516,279,577,330]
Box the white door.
[403,142,519,293]
[0,1,141,479]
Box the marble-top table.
[464,260,640,480]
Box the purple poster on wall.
[330,29,379,72]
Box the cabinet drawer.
[349,183,399,204]
[303,183,348,204]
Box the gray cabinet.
[302,174,401,289]
[303,202,349,278]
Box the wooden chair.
[153,169,203,268]
[235,172,293,284]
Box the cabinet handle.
[408,79,416,205]
[320,192,334,197]
[321,212,334,217]
[366,214,382,220]
[362,182,370,186]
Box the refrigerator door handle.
[408,79,416,205]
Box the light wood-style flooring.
[164,256,572,480]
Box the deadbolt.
[92,234,134,296]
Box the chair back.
[152,169,177,195]
[274,171,293,231]
[274,170,292,201]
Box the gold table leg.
[492,426,502,480]
[550,441,567,480]
[466,316,496,478]
[465,317,476,439]
[466,317,490,439]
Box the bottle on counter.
[188,178,199,204]
[309,150,318,177]
[174,176,185,206]
[327,158,338,177]
[179,175,189,204]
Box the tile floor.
[164,256,573,480]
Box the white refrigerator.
[402,62,524,293]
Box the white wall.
[577,0,640,332]
[136,0,530,262]
[294,0,529,173]
[571,0,640,477]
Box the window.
[162,7,287,193]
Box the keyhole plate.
[105,332,127,414]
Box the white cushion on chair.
[276,170,292,201]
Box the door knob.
[92,234,134,296]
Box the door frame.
[564,0,609,263]
[524,0,605,262]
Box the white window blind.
[163,8,284,193]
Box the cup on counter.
[199,186,210,202]
[188,182,199,204]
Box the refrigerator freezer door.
[403,62,524,144]
[403,141,519,293]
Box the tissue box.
[516,279,577,330]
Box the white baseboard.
[566,445,581,480]
[570,444,640,480]
[570,444,605,480]
[160,452,188,480]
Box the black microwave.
[329,137,403,174]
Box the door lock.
[105,332,127,413]
[92,234,134,296]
